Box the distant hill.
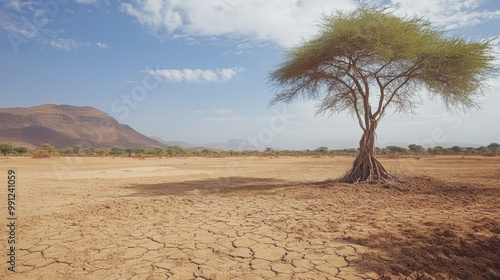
[0,104,167,149]
[150,137,255,151]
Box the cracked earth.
[1,156,499,279]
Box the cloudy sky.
[1,0,499,150]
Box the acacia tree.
[487,143,500,155]
[269,7,495,183]
[0,144,14,156]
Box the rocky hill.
[0,104,167,149]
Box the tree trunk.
[339,124,403,183]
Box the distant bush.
[32,144,58,158]
[0,143,14,156]
[154,147,166,157]
[95,148,109,156]
[167,146,184,156]
[109,147,125,156]
[31,150,52,158]
[201,149,215,155]
[13,147,28,155]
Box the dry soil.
[0,155,499,280]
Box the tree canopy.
[269,6,496,183]
[270,6,495,117]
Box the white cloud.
[237,43,252,49]
[142,67,245,83]
[6,0,23,11]
[96,42,109,49]
[50,38,90,51]
[390,0,500,29]
[0,1,99,52]
[120,0,500,48]
[121,0,184,33]
[120,0,357,47]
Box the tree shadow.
[376,176,500,201]
[125,176,300,197]
[344,176,500,280]
[347,226,500,280]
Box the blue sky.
[1,0,499,150]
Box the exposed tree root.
[339,151,404,183]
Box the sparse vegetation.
[488,142,500,155]
[13,146,28,155]
[0,143,14,156]
[32,144,58,158]
[0,144,30,156]
[13,143,498,159]
[154,147,166,158]
[201,149,216,156]
[167,146,184,156]
[110,147,125,157]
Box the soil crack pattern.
[1,157,499,280]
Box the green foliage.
[450,146,463,153]
[124,148,134,157]
[134,147,148,156]
[0,143,14,156]
[408,144,426,154]
[386,146,408,154]
[314,147,329,154]
[201,149,215,155]
[487,143,500,154]
[242,150,258,156]
[167,146,184,156]
[343,148,359,154]
[110,147,125,156]
[227,150,241,156]
[427,147,438,155]
[269,6,495,117]
[59,148,73,155]
[154,147,166,157]
[434,146,444,154]
[82,148,94,156]
[13,147,28,155]
[477,146,489,154]
[72,145,82,154]
[96,148,109,156]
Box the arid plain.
[1,155,499,280]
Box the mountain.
[149,137,196,148]
[202,139,250,151]
[0,104,167,149]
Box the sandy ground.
[0,155,499,280]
